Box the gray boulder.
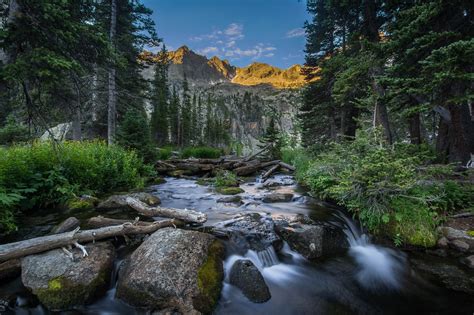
[116,228,224,314]
[262,193,294,203]
[21,242,115,310]
[229,259,270,303]
[437,226,474,252]
[98,192,161,209]
[276,223,348,260]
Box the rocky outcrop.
[276,222,348,260]
[116,228,224,314]
[232,62,308,89]
[21,242,115,310]
[217,195,242,204]
[98,192,160,209]
[229,259,271,303]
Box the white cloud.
[189,23,276,61]
[197,46,219,55]
[286,28,305,38]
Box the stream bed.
[1,176,473,314]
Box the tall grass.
[0,141,150,232]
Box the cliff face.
[142,46,305,153]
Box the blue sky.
[142,0,310,68]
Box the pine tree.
[168,85,180,146]
[259,116,282,160]
[151,45,170,145]
[117,107,154,161]
[180,75,192,146]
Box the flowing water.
[0,175,473,314]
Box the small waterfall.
[334,211,407,291]
[256,247,279,267]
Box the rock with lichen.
[116,228,224,314]
[21,242,115,310]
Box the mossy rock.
[116,228,224,313]
[194,240,224,314]
[216,186,244,195]
[66,196,98,210]
[468,230,474,237]
[21,242,115,310]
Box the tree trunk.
[107,0,117,145]
[447,104,473,163]
[408,112,422,145]
[371,68,393,144]
[0,220,181,262]
[435,117,450,163]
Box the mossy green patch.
[216,187,244,195]
[66,197,97,210]
[34,267,110,310]
[468,230,474,237]
[194,240,224,314]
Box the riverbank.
[0,174,473,314]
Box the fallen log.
[244,144,270,162]
[50,217,80,234]
[234,160,280,176]
[279,161,296,172]
[262,164,280,180]
[0,219,181,262]
[86,216,153,228]
[125,197,207,224]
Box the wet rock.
[437,227,474,252]
[461,255,474,269]
[21,242,115,310]
[116,228,224,314]
[262,193,294,203]
[437,236,449,248]
[449,239,469,252]
[411,258,474,294]
[98,192,161,209]
[276,223,348,260]
[214,213,282,252]
[217,195,242,204]
[50,217,80,234]
[229,259,271,303]
[261,177,295,189]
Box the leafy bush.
[156,147,173,160]
[0,141,150,233]
[281,147,312,183]
[181,146,222,159]
[300,129,473,247]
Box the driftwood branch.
[262,164,280,180]
[125,197,207,224]
[0,219,181,262]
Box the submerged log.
[0,219,181,262]
[125,197,207,224]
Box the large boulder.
[276,223,348,260]
[21,242,115,310]
[116,228,224,314]
[229,259,271,303]
[98,192,161,209]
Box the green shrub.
[214,170,238,187]
[181,146,222,159]
[0,141,150,233]
[299,129,473,247]
[156,147,173,160]
[281,147,312,183]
